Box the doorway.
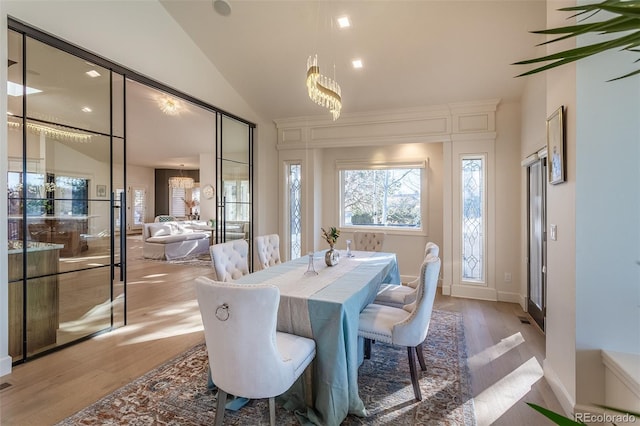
[527,158,547,331]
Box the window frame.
[337,160,427,236]
[460,154,487,285]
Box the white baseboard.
[543,358,576,417]
[520,295,528,312]
[450,284,497,301]
[441,283,451,295]
[400,275,416,285]
[0,355,12,377]
[497,290,522,304]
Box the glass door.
[217,115,253,268]
[527,159,546,331]
[7,28,126,362]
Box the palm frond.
[526,403,587,426]
[514,0,640,80]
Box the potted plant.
[321,227,341,266]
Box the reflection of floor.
[55,236,163,349]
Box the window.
[461,156,485,282]
[339,161,424,230]
[287,163,302,259]
[170,187,186,217]
[53,175,89,216]
[223,180,249,221]
[7,171,89,216]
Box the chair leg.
[364,338,372,359]
[214,389,228,426]
[407,347,422,401]
[416,342,427,371]
[269,397,276,426]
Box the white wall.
[536,0,578,415]
[574,25,640,408]
[0,0,278,377]
[519,72,546,304]
[522,0,640,415]
[252,124,279,239]
[494,101,525,303]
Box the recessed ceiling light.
[337,16,351,28]
[352,59,363,69]
[86,70,101,78]
[82,107,92,113]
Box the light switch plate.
[550,224,557,241]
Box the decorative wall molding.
[275,99,500,150]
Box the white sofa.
[142,221,210,260]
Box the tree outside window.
[341,167,422,229]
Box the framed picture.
[547,106,565,184]
[96,184,107,198]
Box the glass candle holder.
[304,251,318,276]
[346,239,354,257]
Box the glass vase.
[304,252,318,276]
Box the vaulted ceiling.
[160,0,546,122]
[8,1,547,171]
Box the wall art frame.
[547,106,565,184]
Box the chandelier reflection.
[157,95,182,116]
[306,54,342,121]
[7,118,92,143]
[168,165,194,189]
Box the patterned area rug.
[57,310,475,425]
[135,253,213,268]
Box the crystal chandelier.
[306,54,342,120]
[168,165,194,189]
[168,176,194,189]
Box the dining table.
[234,249,400,426]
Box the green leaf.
[513,0,640,80]
[526,403,586,425]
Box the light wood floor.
[0,246,563,425]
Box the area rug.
[135,253,213,268]
[57,310,475,425]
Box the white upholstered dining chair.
[374,242,439,308]
[194,276,316,426]
[255,234,282,270]
[209,239,250,282]
[358,255,441,401]
[352,231,385,252]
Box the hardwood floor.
[0,246,563,425]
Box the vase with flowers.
[321,226,341,266]
[182,197,199,219]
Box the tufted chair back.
[353,231,386,252]
[255,234,282,270]
[209,239,250,282]
[194,276,316,425]
[424,241,439,258]
[393,254,441,346]
[358,254,441,401]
